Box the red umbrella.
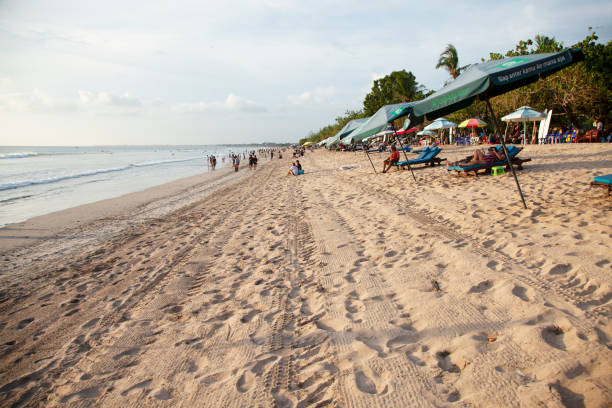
[395,126,418,135]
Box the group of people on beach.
[286,160,304,176]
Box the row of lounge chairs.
[372,144,609,197]
[389,144,530,175]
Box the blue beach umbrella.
[424,117,457,130]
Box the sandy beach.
[0,144,611,407]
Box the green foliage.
[436,44,461,79]
[453,30,612,132]
[306,29,611,144]
[363,70,426,116]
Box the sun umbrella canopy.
[373,129,396,138]
[395,126,418,135]
[417,130,437,136]
[302,141,313,146]
[458,118,487,128]
[325,118,368,148]
[341,102,416,145]
[409,49,584,123]
[424,117,457,130]
[406,48,583,210]
[501,106,545,122]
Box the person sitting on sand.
[286,162,299,176]
[382,145,400,173]
[296,160,304,175]
[447,147,505,167]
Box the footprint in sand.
[549,264,572,275]
[541,326,566,350]
[386,333,418,352]
[120,379,152,396]
[436,350,460,373]
[17,318,34,329]
[353,365,388,395]
[60,387,101,403]
[315,318,345,332]
[236,370,253,393]
[511,285,530,302]
[468,280,494,294]
[153,388,172,400]
[240,309,260,323]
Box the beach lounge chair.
[392,146,445,170]
[590,174,612,195]
[447,145,531,176]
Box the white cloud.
[0,89,76,112]
[287,86,337,105]
[78,91,143,107]
[0,85,144,113]
[172,94,266,114]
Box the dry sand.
[0,144,610,407]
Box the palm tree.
[436,44,461,79]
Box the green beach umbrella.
[326,118,369,148]
[409,48,584,209]
[341,102,416,145]
[410,49,583,122]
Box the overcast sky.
[0,0,610,145]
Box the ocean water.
[0,145,257,227]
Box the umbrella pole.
[486,100,528,209]
[364,149,377,174]
[395,134,417,182]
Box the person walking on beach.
[233,155,240,172]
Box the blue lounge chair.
[590,174,612,195]
[447,145,531,176]
[392,146,445,169]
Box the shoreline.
[0,167,228,253]
[0,157,271,258]
[0,145,610,407]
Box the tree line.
[299,29,611,145]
